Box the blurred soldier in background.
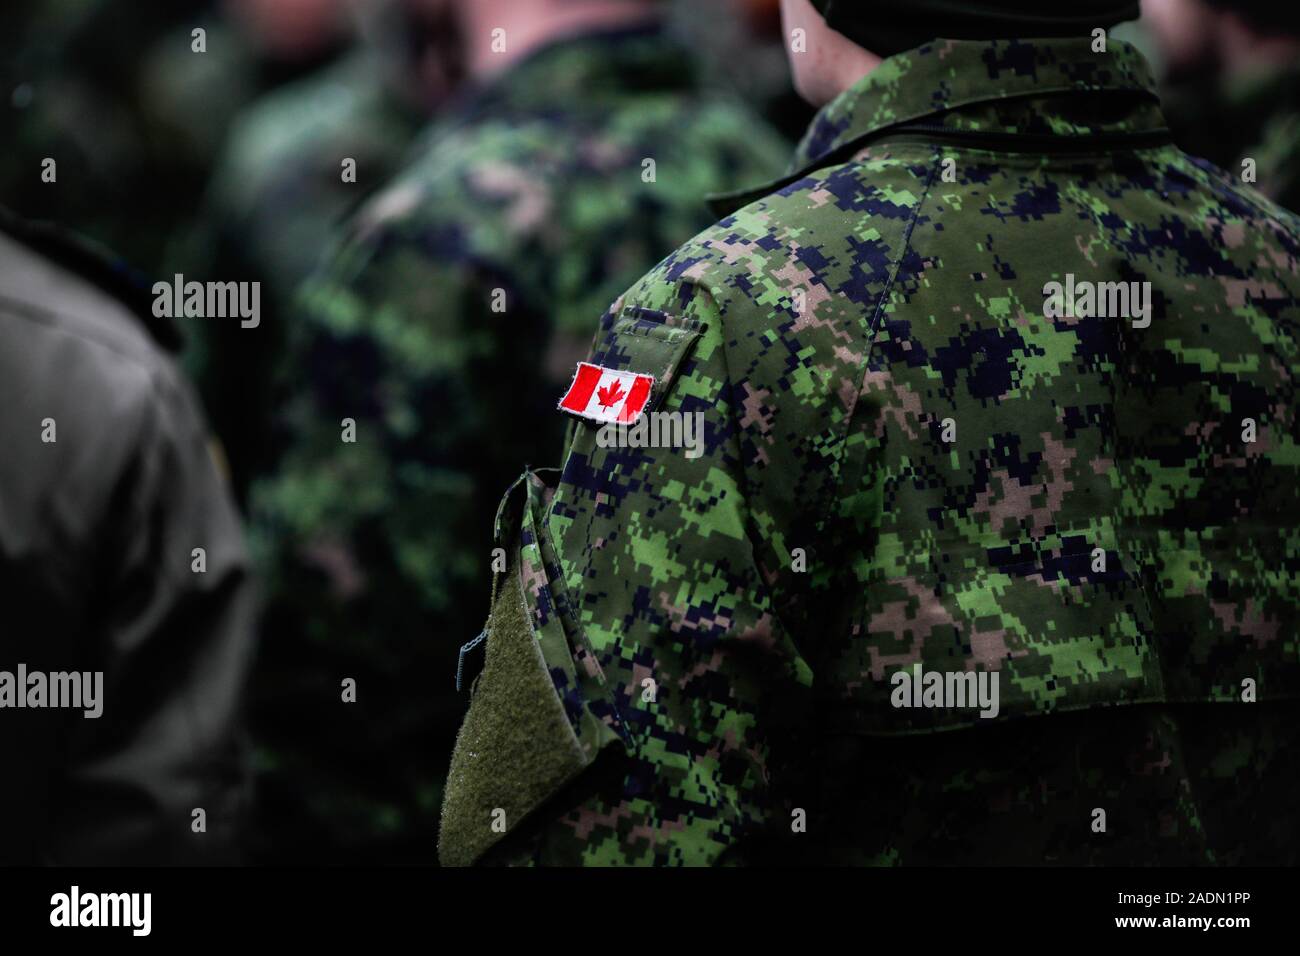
[251,0,791,863]
[439,0,1300,865]
[2,0,356,283]
[0,0,209,273]
[1126,0,1228,164]
[1201,0,1300,212]
[182,0,456,865]
[676,0,814,144]
[1141,0,1300,212]
[139,0,354,214]
[0,208,258,864]
[179,0,440,504]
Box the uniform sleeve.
[468,281,820,866]
[49,364,258,865]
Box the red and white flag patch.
[558,362,655,425]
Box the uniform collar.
[795,36,1160,168]
[710,36,1164,217]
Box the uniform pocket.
[591,307,703,412]
[438,468,631,866]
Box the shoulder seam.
[811,151,943,556]
[0,293,168,382]
[1182,155,1288,225]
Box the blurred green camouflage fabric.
[1156,53,1300,217]
[139,6,351,197]
[196,51,422,312]
[1,1,350,280]
[671,0,814,144]
[1200,0,1300,213]
[441,36,1300,865]
[0,0,212,272]
[183,43,425,500]
[251,22,790,862]
[1227,63,1300,214]
[1132,1,1300,216]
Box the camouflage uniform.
[182,46,425,500]
[0,210,257,864]
[194,49,422,317]
[441,36,1300,865]
[250,23,790,862]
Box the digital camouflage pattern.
[442,36,1300,865]
[251,23,790,861]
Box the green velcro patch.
[437,549,589,867]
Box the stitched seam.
[526,473,636,748]
[809,153,942,575]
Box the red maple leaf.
[596,380,626,409]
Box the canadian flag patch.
[558,362,655,424]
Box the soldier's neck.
[463,0,661,83]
